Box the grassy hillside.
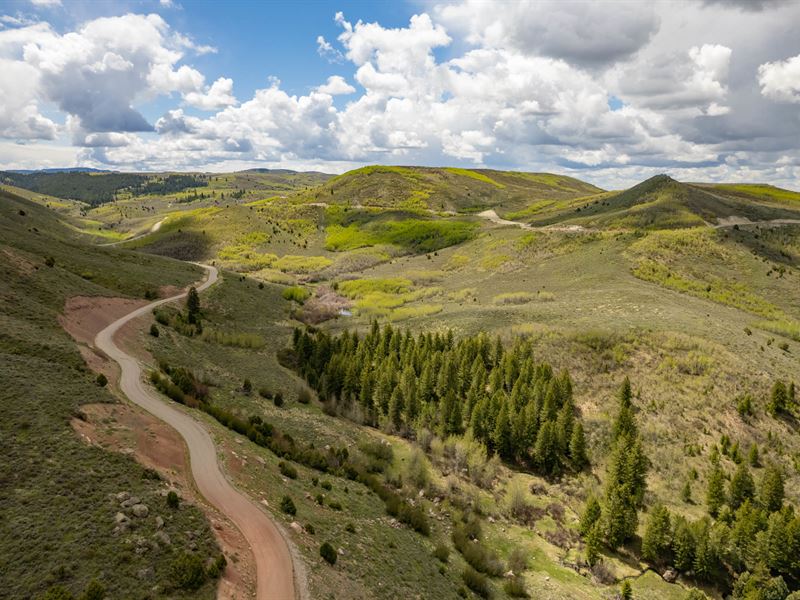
[300,165,603,213]
[0,189,222,599]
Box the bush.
[320,542,337,565]
[433,543,450,563]
[304,523,315,534]
[297,387,312,404]
[171,552,207,590]
[40,586,73,600]
[44,256,55,267]
[504,576,529,598]
[283,286,310,304]
[278,461,298,479]
[258,387,273,400]
[345,522,356,533]
[321,480,333,491]
[328,500,343,511]
[95,373,108,387]
[166,490,180,509]
[242,379,252,395]
[149,324,159,337]
[273,392,284,407]
[461,567,490,598]
[280,495,296,515]
[206,555,227,579]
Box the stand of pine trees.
[289,322,589,476]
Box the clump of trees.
[289,322,589,477]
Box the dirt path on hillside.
[94,266,303,600]
[100,217,166,246]
[477,209,588,232]
[714,215,800,228]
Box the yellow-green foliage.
[629,228,729,262]
[505,201,556,220]
[445,254,470,270]
[492,292,536,305]
[338,278,412,298]
[217,245,276,270]
[754,319,800,341]
[448,287,477,302]
[405,270,444,284]
[659,351,713,376]
[714,184,800,204]
[325,219,477,253]
[200,328,265,349]
[273,254,332,273]
[389,304,444,321]
[480,253,512,270]
[444,168,505,189]
[282,286,310,303]
[632,259,783,319]
[252,268,295,285]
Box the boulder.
[121,496,141,509]
[290,521,303,533]
[155,516,164,529]
[662,568,678,583]
[154,531,171,546]
[115,512,130,524]
[116,491,131,503]
[131,504,149,518]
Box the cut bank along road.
[95,265,299,600]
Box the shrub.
[433,543,450,563]
[508,548,529,574]
[461,567,490,598]
[166,490,180,508]
[320,542,337,565]
[297,387,312,404]
[278,461,298,479]
[504,576,529,598]
[282,286,310,304]
[258,387,273,400]
[280,495,296,515]
[206,555,227,579]
[345,522,356,533]
[242,379,252,395]
[95,373,108,387]
[78,580,106,600]
[321,480,333,491]
[44,256,55,267]
[304,523,315,534]
[171,552,207,590]
[149,324,159,337]
[273,392,284,407]
[40,586,73,600]
[328,500,343,511]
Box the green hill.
[301,165,603,213]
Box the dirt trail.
[714,215,800,228]
[101,217,165,246]
[95,266,302,600]
[477,209,588,232]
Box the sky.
[0,0,799,189]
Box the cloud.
[30,0,62,6]
[316,75,355,95]
[758,54,800,102]
[434,0,659,68]
[316,35,343,63]
[701,0,789,11]
[184,77,237,110]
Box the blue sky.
[1,0,799,189]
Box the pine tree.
[388,387,405,431]
[759,464,784,513]
[605,483,638,549]
[620,579,632,600]
[580,496,602,536]
[492,399,513,460]
[729,463,755,510]
[693,524,713,580]
[749,444,760,467]
[569,422,588,470]
[612,377,636,441]
[585,521,602,566]
[186,286,200,323]
[768,381,788,416]
[682,480,692,503]
[672,517,695,572]
[534,421,558,475]
[706,462,726,517]
[642,504,672,563]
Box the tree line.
[287,321,589,476]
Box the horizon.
[0,0,799,190]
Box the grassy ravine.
[0,190,220,599]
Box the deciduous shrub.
[280,495,296,515]
[149,324,159,337]
[95,373,108,387]
[166,490,180,509]
[279,461,298,479]
[320,542,337,565]
[433,543,450,563]
[171,552,207,590]
[461,567,490,598]
[273,392,284,407]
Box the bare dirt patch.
[71,403,256,600]
[60,296,148,346]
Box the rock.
[115,512,130,524]
[504,570,515,578]
[290,521,303,533]
[154,531,171,546]
[662,568,678,583]
[338,548,345,555]
[137,567,155,580]
[155,516,164,529]
[131,504,149,518]
[121,496,141,508]
[116,491,131,502]
[188,541,198,551]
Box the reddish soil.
[59,296,148,346]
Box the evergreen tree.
[672,517,695,572]
[620,579,632,600]
[186,286,200,323]
[706,462,726,517]
[534,421,558,475]
[569,422,589,470]
[729,463,755,510]
[759,464,784,513]
[492,399,514,460]
[693,524,713,580]
[580,496,602,537]
[642,504,672,563]
[768,380,788,416]
[749,444,760,468]
[585,521,602,566]
[612,377,636,441]
[682,480,692,503]
[388,387,405,431]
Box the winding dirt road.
[95,266,299,600]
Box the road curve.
[95,265,298,600]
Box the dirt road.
[95,266,300,600]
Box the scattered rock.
[504,570,515,578]
[116,491,131,502]
[154,531,171,546]
[121,496,141,509]
[290,521,303,533]
[137,567,154,581]
[662,568,678,583]
[155,516,164,529]
[338,548,346,555]
[115,512,130,524]
[131,504,149,518]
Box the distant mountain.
[8,167,113,174]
